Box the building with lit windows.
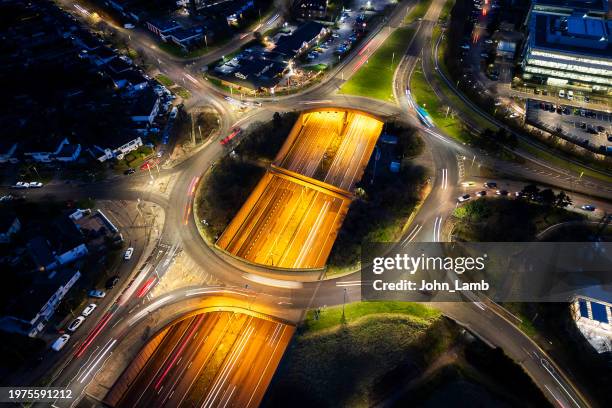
[520,0,612,91]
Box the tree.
[555,191,572,208]
[521,184,540,199]
[540,189,556,207]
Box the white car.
[28,182,43,188]
[51,334,71,351]
[169,107,178,119]
[457,194,471,203]
[13,182,29,189]
[124,247,134,260]
[82,303,97,317]
[88,289,106,299]
[67,316,85,332]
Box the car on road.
[124,247,134,260]
[12,182,29,189]
[0,194,13,202]
[124,168,136,175]
[88,289,106,299]
[106,276,120,289]
[581,205,596,211]
[483,181,497,189]
[461,181,476,187]
[51,334,71,351]
[220,127,242,145]
[496,189,509,196]
[67,316,85,332]
[476,190,487,197]
[123,23,135,29]
[28,182,43,188]
[82,304,97,317]
[515,191,526,199]
[457,194,471,202]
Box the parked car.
[105,276,120,289]
[457,194,471,203]
[51,334,71,351]
[476,190,487,197]
[82,304,97,317]
[567,90,573,100]
[496,189,509,196]
[88,289,106,299]
[124,168,136,175]
[67,316,85,332]
[124,247,134,260]
[581,205,596,211]
[29,182,43,188]
[12,182,29,189]
[483,181,497,189]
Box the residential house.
[0,214,21,243]
[0,268,81,337]
[129,87,160,124]
[0,141,18,164]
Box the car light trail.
[136,277,157,298]
[79,338,117,384]
[244,273,303,289]
[401,224,423,246]
[118,265,151,305]
[154,314,205,390]
[75,311,114,358]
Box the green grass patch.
[340,27,415,101]
[174,87,191,99]
[439,0,456,22]
[155,74,175,87]
[404,0,433,24]
[518,140,612,184]
[303,301,441,333]
[410,68,473,142]
[303,63,328,72]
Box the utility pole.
[342,288,347,320]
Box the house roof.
[55,143,80,158]
[148,18,181,33]
[27,236,55,269]
[274,21,325,57]
[0,213,18,232]
[128,87,159,117]
[106,56,132,74]
[170,26,204,43]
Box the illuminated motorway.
[275,110,382,191]
[216,171,350,269]
[106,312,293,408]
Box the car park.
[51,334,71,351]
[457,194,471,202]
[124,247,134,260]
[88,289,106,298]
[82,303,97,317]
[67,316,85,332]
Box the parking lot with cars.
[526,99,612,153]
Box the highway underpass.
[105,311,294,408]
[216,108,383,269]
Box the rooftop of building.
[530,12,612,59]
[533,0,609,13]
[274,21,325,57]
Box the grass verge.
[340,27,415,101]
[303,301,441,333]
[405,0,433,24]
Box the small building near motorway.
[572,294,612,353]
[293,0,329,20]
[274,21,327,58]
[520,0,612,91]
